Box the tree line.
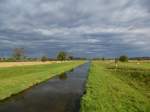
[0,48,85,62]
[92,55,129,62]
[2,48,148,62]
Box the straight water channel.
[0,63,90,112]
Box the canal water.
[0,63,90,112]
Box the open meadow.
[81,61,150,112]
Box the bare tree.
[12,48,25,60]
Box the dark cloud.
[0,0,150,57]
[139,0,150,12]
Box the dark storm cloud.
[139,0,150,12]
[0,0,150,57]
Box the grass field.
[81,61,150,112]
[0,61,57,68]
[0,61,84,100]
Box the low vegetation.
[81,61,150,112]
[119,55,128,62]
[0,61,84,100]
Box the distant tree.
[41,56,48,62]
[57,51,67,61]
[68,55,74,60]
[102,57,105,61]
[119,55,128,62]
[12,48,25,61]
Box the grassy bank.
[0,61,84,100]
[81,61,149,112]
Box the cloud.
[0,0,150,57]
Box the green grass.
[106,62,150,99]
[0,61,84,100]
[112,62,150,70]
[81,61,150,112]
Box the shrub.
[41,56,48,62]
[119,55,128,62]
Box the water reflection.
[0,63,90,112]
[69,69,74,72]
[58,73,68,80]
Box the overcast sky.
[0,0,150,58]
